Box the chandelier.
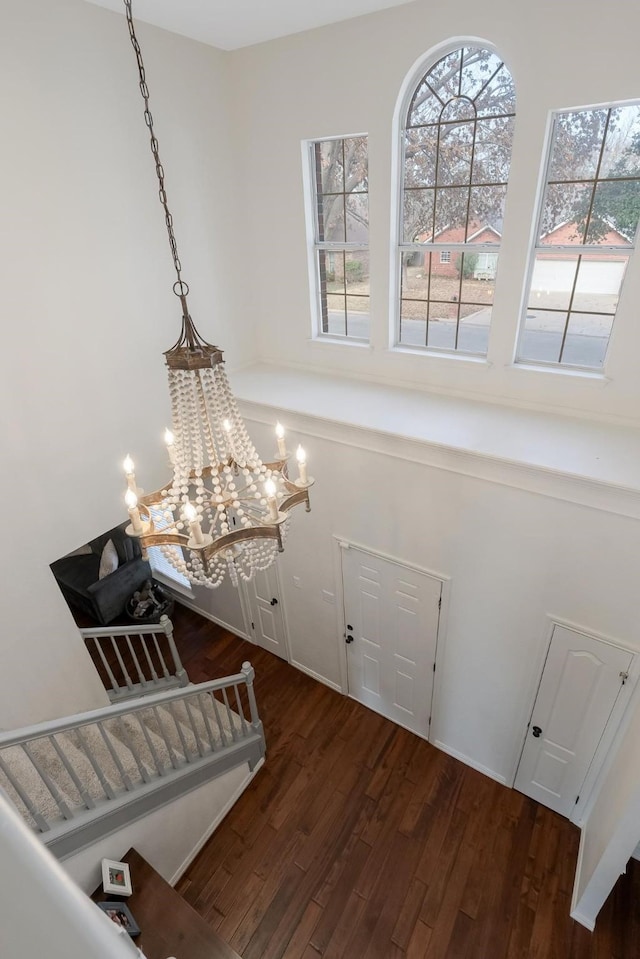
[119,0,313,589]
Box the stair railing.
[81,615,189,702]
[0,664,264,858]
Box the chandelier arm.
[199,526,283,560]
[280,489,312,513]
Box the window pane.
[561,313,614,367]
[528,254,578,311]
[404,129,438,187]
[587,179,640,243]
[325,293,346,335]
[474,64,516,117]
[345,193,369,241]
[473,116,515,184]
[400,299,428,347]
[460,47,504,101]
[345,295,370,338]
[600,105,640,179]
[426,49,463,104]
[317,194,345,241]
[437,120,474,185]
[538,182,592,244]
[325,251,345,293]
[344,251,369,292]
[434,186,468,236]
[571,256,627,313]
[317,140,344,193]
[409,80,445,127]
[428,301,458,350]
[403,188,434,241]
[548,110,608,182]
[457,303,492,354]
[343,137,368,191]
[519,310,568,364]
[467,184,507,235]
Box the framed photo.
[101,858,133,897]
[97,901,140,937]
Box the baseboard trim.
[433,740,506,785]
[290,659,342,693]
[173,595,250,641]
[168,757,265,886]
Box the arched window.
[397,45,515,355]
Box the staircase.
[0,664,265,860]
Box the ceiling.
[86,0,416,50]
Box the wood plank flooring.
[171,606,638,957]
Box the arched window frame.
[391,39,516,358]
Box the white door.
[514,625,633,817]
[245,564,289,661]
[342,546,442,738]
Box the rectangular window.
[146,506,191,592]
[440,251,451,263]
[306,136,369,340]
[517,103,640,370]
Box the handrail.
[0,664,257,751]
[81,615,188,701]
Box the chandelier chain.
[124,0,188,299]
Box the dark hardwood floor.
[130,604,640,956]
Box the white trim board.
[231,364,640,520]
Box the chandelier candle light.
[118,0,314,589]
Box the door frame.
[510,615,639,825]
[332,535,450,741]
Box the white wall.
[0,0,249,727]
[229,0,640,426]
[0,790,137,959]
[240,409,640,785]
[572,693,640,927]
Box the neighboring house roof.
[541,219,632,246]
[418,222,502,244]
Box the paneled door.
[342,545,442,739]
[245,564,290,661]
[514,625,633,817]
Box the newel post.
[241,661,263,737]
[161,615,189,687]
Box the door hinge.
[575,795,580,805]
[251,622,255,630]
[433,662,436,673]
[438,596,442,610]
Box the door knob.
[532,726,542,738]
[270,597,278,606]
[346,635,354,644]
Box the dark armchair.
[51,523,151,626]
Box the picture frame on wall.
[101,858,133,897]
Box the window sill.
[309,336,373,350]
[229,362,640,513]
[391,344,490,366]
[509,362,609,385]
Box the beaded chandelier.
[120,0,313,589]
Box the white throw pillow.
[98,539,120,579]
